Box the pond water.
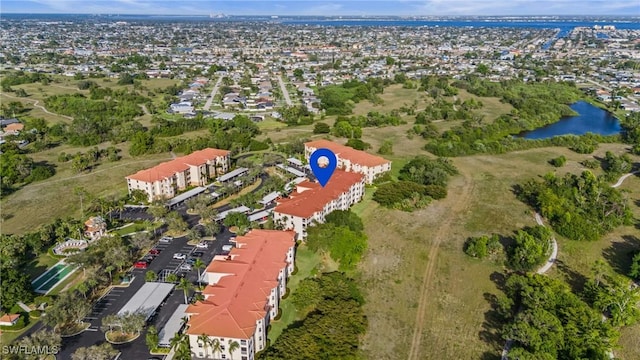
[518,101,621,139]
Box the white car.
[173,253,186,260]
[222,245,233,252]
[159,236,173,243]
[179,264,192,271]
[196,242,208,249]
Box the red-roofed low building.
[273,170,365,239]
[0,314,20,326]
[125,148,230,202]
[184,230,296,359]
[305,139,391,183]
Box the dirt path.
[612,171,639,189]
[1,92,74,120]
[407,170,475,360]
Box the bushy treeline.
[499,273,620,360]
[318,78,386,115]
[129,115,267,156]
[306,210,367,271]
[415,97,483,124]
[464,225,552,272]
[424,78,594,156]
[260,272,367,360]
[44,92,145,146]
[372,156,456,211]
[1,71,51,89]
[332,111,406,139]
[517,171,632,241]
[0,150,55,195]
[620,111,640,154]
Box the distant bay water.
[3,14,639,32]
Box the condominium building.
[273,170,365,239]
[304,139,391,184]
[185,230,296,360]
[125,148,230,202]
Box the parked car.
[222,245,233,252]
[186,258,197,265]
[134,261,148,269]
[173,253,186,260]
[149,248,160,255]
[143,255,155,262]
[179,264,192,271]
[159,236,173,243]
[196,242,209,249]
[191,251,204,258]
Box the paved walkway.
[1,92,74,120]
[501,171,637,359]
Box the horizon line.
[2,12,639,17]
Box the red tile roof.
[0,314,20,324]
[273,170,364,218]
[305,139,390,167]
[126,148,229,183]
[185,230,295,339]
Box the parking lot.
[55,227,237,360]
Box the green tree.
[509,226,552,272]
[145,270,157,282]
[146,325,159,352]
[176,277,193,304]
[291,278,322,311]
[377,140,393,155]
[228,340,240,360]
[193,258,206,286]
[313,122,331,134]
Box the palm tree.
[228,340,240,360]
[210,338,222,359]
[198,333,211,358]
[166,272,179,283]
[193,258,206,287]
[177,277,193,304]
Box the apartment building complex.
[304,139,392,184]
[273,170,365,239]
[184,230,296,360]
[125,148,230,202]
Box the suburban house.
[84,216,107,241]
[304,139,391,184]
[126,148,230,202]
[273,170,365,239]
[184,230,296,360]
[0,314,21,326]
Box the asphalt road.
[21,172,270,358]
[56,229,236,359]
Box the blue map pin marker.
[309,148,337,187]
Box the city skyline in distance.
[1,0,639,16]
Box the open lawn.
[1,145,172,234]
[357,143,640,360]
[352,84,430,117]
[268,245,321,342]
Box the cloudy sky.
[1,0,638,16]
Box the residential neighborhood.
[1,8,640,360]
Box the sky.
[1,0,639,16]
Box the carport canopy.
[158,304,189,347]
[117,282,175,321]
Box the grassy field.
[1,144,173,234]
[268,245,321,342]
[1,75,180,125]
[357,143,640,360]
